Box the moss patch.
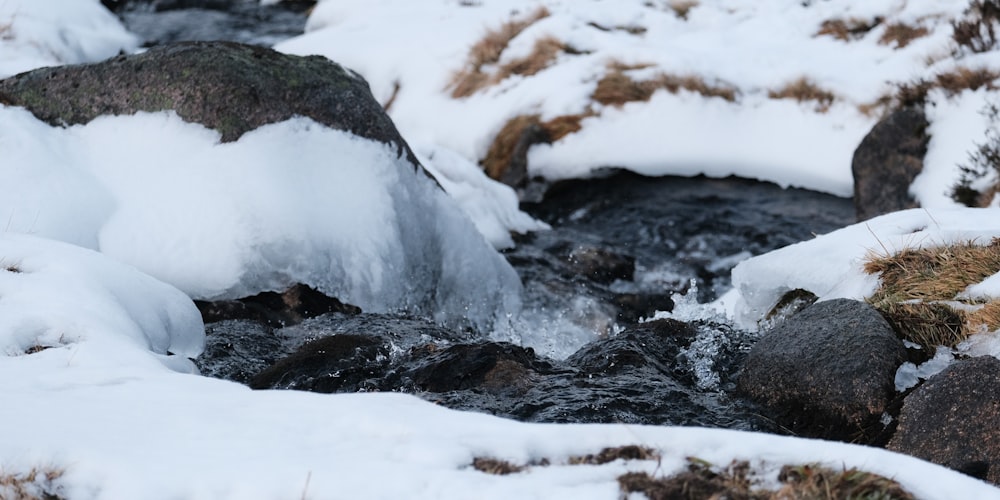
[864,239,1000,350]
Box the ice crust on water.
[0,109,522,332]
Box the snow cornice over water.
[1,0,1000,498]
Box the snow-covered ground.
[2,0,1000,498]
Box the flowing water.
[118,5,858,430]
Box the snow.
[2,0,1000,497]
[0,108,522,331]
[277,0,974,201]
[0,0,138,78]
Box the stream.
[114,3,857,431]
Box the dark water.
[115,0,308,47]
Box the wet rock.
[403,342,562,395]
[738,299,907,443]
[195,283,361,328]
[852,105,929,221]
[250,334,392,392]
[248,316,760,428]
[0,41,419,166]
[889,356,1000,484]
[566,245,635,284]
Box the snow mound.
[0,108,522,331]
[0,0,138,78]
[730,207,1000,330]
[0,232,203,370]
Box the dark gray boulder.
[851,105,929,221]
[737,299,907,443]
[0,41,419,166]
[889,356,1000,484]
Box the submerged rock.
[0,41,419,165]
[889,356,1000,485]
[851,105,929,221]
[738,299,906,443]
[245,314,761,428]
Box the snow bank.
[0,107,521,331]
[0,0,138,78]
[277,0,976,198]
[0,232,203,371]
[730,207,1000,328]
[1,369,997,500]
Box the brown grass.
[816,17,882,41]
[472,457,525,475]
[568,445,659,465]
[864,239,1000,349]
[935,66,1000,95]
[593,62,737,106]
[449,7,551,98]
[470,451,914,499]
[859,67,1000,117]
[480,111,592,181]
[669,0,699,21]
[0,467,65,500]
[494,36,566,82]
[482,114,543,180]
[879,22,929,49]
[768,77,837,112]
[618,459,914,500]
[953,0,1000,54]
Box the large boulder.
[889,356,1000,484]
[738,299,907,443]
[851,105,929,221]
[0,40,419,166]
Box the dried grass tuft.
[0,466,66,500]
[449,7,551,98]
[668,0,699,21]
[618,459,914,500]
[494,36,566,82]
[816,17,881,41]
[776,463,915,500]
[472,457,525,475]
[935,66,1000,95]
[569,445,660,465]
[592,62,737,106]
[879,22,930,49]
[767,77,837,112]
[480,112,593,182]
[864,239,1000,349]
[953,0,1000,54]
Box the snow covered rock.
[0,232,203,370]
[737,299,906,443]
[851,105,930,221]
[0,41,420,165]
[889,355,1000,485]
